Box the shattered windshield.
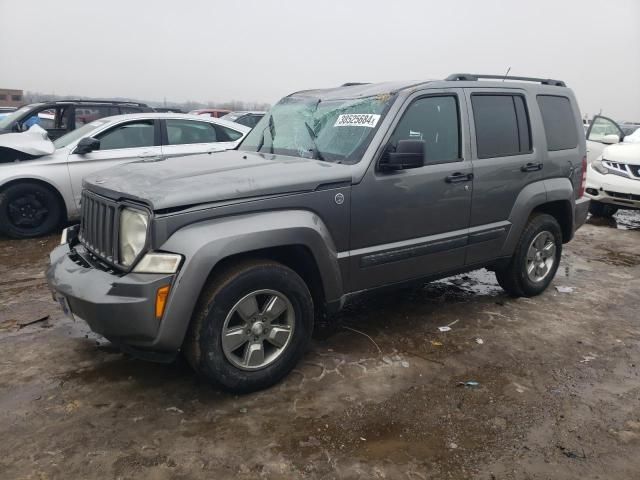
[0,106,33,130]
[239,94,395,163]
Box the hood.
[602,142,640,165]
[0,125,55,163]
[84,150,353,210]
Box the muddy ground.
[1,212,639,480]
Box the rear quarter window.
[536,95,578,151]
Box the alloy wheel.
[221,289,295,370]
[526,231,556,282]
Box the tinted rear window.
[536,95,578,151]
[471,94,531,158]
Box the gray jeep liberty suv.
[47,74,590,392]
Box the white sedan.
[0,113,249,238]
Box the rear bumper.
[574,197,590,232]
[46,243,175,349]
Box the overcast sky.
[1,0,639,120]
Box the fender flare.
[152,209,343,351]
[500,178,574,256]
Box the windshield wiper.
[304,121,326,162]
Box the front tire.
[0,182,63,238]
[496,213,562,297]
[184,260,314,393]
[589,201,618,218]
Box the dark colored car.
[48,73,589,393]
[0,100,153,139]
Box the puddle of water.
[586,210,640,231]
[429,268,503,298]
[594,247,640,267]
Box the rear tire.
[495,213,562,297]
[0,182,63,239]
[184,260,314,393]
[589,201,618,218]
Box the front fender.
[150,209,343,351]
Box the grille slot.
[602,160,640,180]
[79,191,118,264]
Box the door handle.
[445,172,474,183]
[521,162,543,172]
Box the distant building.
[0,88,24,107]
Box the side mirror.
[75,137,100,154]
[382,139,425,170]
[601,134,620,145]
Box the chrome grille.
[602,160,640,180]
[78,191,119,263]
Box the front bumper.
[46,243,175,350]
[585,168,640,209]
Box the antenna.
[502,67,511,81]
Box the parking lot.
[0,213,638,479]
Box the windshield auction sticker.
[334,114,381,128]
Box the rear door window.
[537,95,578,150]
[166,119,244,144]
[166,120,218,144]
[75,106,116,127]
[471,94,531,158]
[120,106,144,115]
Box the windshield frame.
[0,105,39,130]
[52,119,109,149]
[238,93,397,165]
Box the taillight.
[578,155,587,198]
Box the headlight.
[133,252,182,274]
[60,227,69,245]
[592,159,609,175]
[119,207,149,267]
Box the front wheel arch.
[0,178,68,223]
[0,179,68,237]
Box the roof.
[190,108,232,113]
[290,80,430,100]
[223,110,267,115]
[91,112,252,132]
[288,74,569,101]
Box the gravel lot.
[1,212,639,479]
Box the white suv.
[585,115,640,217]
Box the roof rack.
[445,73,566,87]
[341,82,370,87]
[50,99,149,106]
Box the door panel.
[162,142,232,158]
[586,115,624,163]
[66,120,160,207]
[464,89,541,265]
[349,90,472,292]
